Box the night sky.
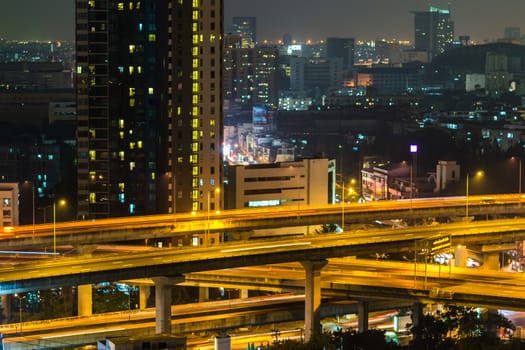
[0,0,523,42]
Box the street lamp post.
[466,171,483,219]
[14,293,24,334]
[53,199,66,256]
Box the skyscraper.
[413,6,454,60]
[76,0,223,219]
[231,17,256,48]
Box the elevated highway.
[2,218,525,294]
[2,194,525,252]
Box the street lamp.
[466,171,483,219]
[410,144,418,199]
[14,293,25,334]
[53,199,67,256]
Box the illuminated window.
[119,131,124,139]
[192,10,199,20]
[138,23,143,31]
[130,142,135,149]
[137,141,143,148]
[129,66,134,74]
[129,45,135,53]
[119,183,125,192]
[89,150,96,161]
[130,162,136,171]
[192,83,199,93]
[210,34,216,43]
[177,107,181,115]
[129,87,135,96]
[192,58,199,68]
[192,23,198,32]
[192,0,199,7]
[190,155,198,163]
[192,143,199,152]
[192,119,199,128]
[148,34,156,42]
[192,35,199,44]
[148,87,154,95]
[210,119,215,127]
[129,1,133,10]
[192,95,199,104]
[137,66,142,74]
[192,47,199,56]
[129,98,135,107]
[192,131,198,140]
[151,172,155,180]
[192,166,199,176]
[89,171,96,181]
[177,156,183,163]
[192,201,199,212]
[119,119,125,128]
[118,2,124,10]
[76,66,82,74]
[119,151,125,160]
[192,190,199,200]
[192,106,199,116]
[192,71,199,81]
[88,0,95,7]
[89,192,96,203]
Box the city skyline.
[0,1,524,43]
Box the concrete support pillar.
[76,245,96,317]
[153,276,184,334]
[454,245,468,267]
[301,259,327,341]
[240,289,249,299]
[411,302,424,344]
[139,285,151,310]
[484,309,500,339]
[77,284,92,316]
[199,287,209,302]
[357,301,369,333]
[483,253,500,270]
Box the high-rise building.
[326,37,355,70]
[223,43,279,110]
[76,0,223,219]
[231,16,256,48]
[413,6,454,60]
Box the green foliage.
[408,305,515,350]
[93,284,131,313]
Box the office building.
[0,183,19,230]
[225,158,334,209]
[76,0,223,219]
[289,57,343,94]
[413,6,454,60]
[231,16,256,48]
[326,37,355,70]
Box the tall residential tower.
[76,0,223,219]
[413,6,454,61]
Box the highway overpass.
[2,194,525,252]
